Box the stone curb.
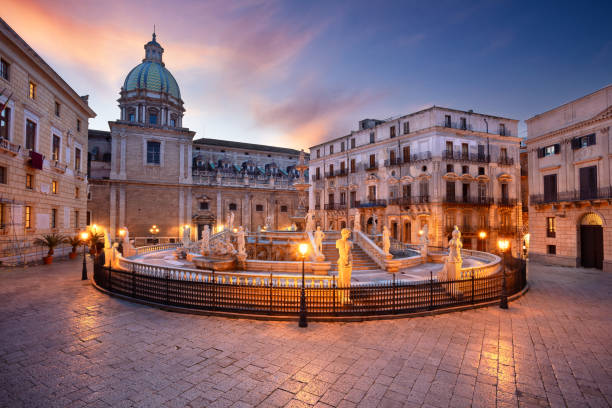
[91,278,529,323]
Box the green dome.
[123,61,181,100]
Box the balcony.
[365,163,378,171]
[530,187,612,205]
[51,160,67,173]
[498,156,514,166]
[355,199,387,208]
[446,225,476,234]
[0,138,20,156]
[314,203,321,210]
[406,151,432,163]
[443,150,490,163]
[497,198,518,207]
[324,172,336,179]
[75,169,86,180]
[324,203,347,211]
[496,226,516,235]
[388,195,430,206]
[443,196,493,206]
[384,157,402,167]
[335,169,348,177]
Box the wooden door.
[581,225,603,269]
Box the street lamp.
[478,231,487,251]
[149,225,159,243]
[497,239,510,309]
[298,243,308,328]
[81,231,89,280]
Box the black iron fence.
[530,187,612,205]
[93,259,526,318]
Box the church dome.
[123,61,181,99]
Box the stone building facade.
[87,34,305,244]
[0,18,96,264]
[308,107,523,255]
[526,85,612,271]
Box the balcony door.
[543,174,557,202]
[579,166,597,200]
[446,181,455,201]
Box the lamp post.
[298,243,308,328]
[479,231,487,251]
[149,225,159,244]
[81,231,89,280]
[497,238,509,309]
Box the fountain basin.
[192,256,236,271]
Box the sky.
[3,0,612,150]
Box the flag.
[0,92,12,115]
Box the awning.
[257,166,265,174]
[279,168,288,176]
[233,164,241,172]
[209,161,216,170]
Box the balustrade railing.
[354,199,387,208]
[443,150,490,163]
[0,138,20,155]
[530,187,612,204]
[443,196,493,205]
[497,156,514,166]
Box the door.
[581,225,603,269]
[404,222,411,243]
[579,166,597,199]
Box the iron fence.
[94,258,526,317]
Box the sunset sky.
[4,0,612,150]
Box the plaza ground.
[0,259,611,407]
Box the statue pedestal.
[338,264,352,305]
[236,252,247,270]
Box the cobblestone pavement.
[1,259,612,407]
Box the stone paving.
[1,258,612,407]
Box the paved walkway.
[1,259,611,407]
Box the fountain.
[290,149,310,230]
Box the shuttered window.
[543,174,557,202]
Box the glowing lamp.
[479,231,487,239]
[80,232,89,241]
[119,229,126,237]
[298,243,308,257]
[91,224,98,233]
[418,229,424,236]
[233,228,238,233]
[497,239,510,252]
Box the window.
[0,59,9,80]
[0,106,10,140]
[446,164,454,173]
[579,166,597,199]
[500,147,507,159]
[129,113,135,122]
[369,154,376,169]
[86,211,91,226]
[26,119,36,150]
[478,144,485,160]
[546,217,556,238]
[501,183,509,201]
[315,167,320,180]
[340,141,345,152]
[75,147,81,171]
[350,159,356,173]
[75,187,79,198]
[29,81,36,99]
[199,202,209,210]
[0,203,4,229]
[460,117,466,130]
[328,164,334,176]
[547,245,556,255]
[390,126,396,138]
[446,181,455,201]
[25,174,33,189]
[543,174,557,202]
[403,184,411,198]
[51,209,57,229]
[340,161,346,174]
[571,133,596,149]
[170,119,176,127]
[461,143,468,158]
[538,144,560,157]
[329,145,334,154]
[350,138,355,149]
[403,146,410,162]
[478,183,487,200]
[462,165,469,174]
[444,115,451,127]
[403,122,409,134]
[0,166,6,184]
[146,141,161,164]
[255,204,263,212]
[446,141,453,155]
[51,180,57,194]
[54,102,60,117]
[389,150,396,165]
[328,193,335,206]
[499,124,506,136]
[462,183,470,202]
[479,213,488,228]
[419,180,429,198]
[368,186,376,201]
[149,113,158,125]
[25,206,31,229]
[77,119,81,132]
[75,211,79,228]
[369,132,375,144]
[229,203,237,211]
[478,167,485,175]
[350,191,356,207]
[316,149,320,158]
[52,135,60,161]
[280,205,288,212]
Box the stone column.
[119,185,126,228]
[216,190,222,230]
[179,142,185,181]
[109,184,117,239]
[178,188,184,236]
[186,187,192,239]
[119,135,127,180]
[243,193,250,230]
[186,143,193,183]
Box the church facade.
[87,34,306,244]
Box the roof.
[193,138,307,157]
[88,129,111,138]
[124,61,181,99]
[0,18,96,118]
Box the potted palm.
[34,233,67,264]
[88,231,104,255]
[67,235,82,259]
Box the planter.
[43,256,53,265]
[69,251,78,259]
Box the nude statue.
[336,228,353,301]
[382,225,391,255]
[314,226,325,255]
[236,226,246,255]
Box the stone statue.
[265,215,272,231]
[121,227,134,257]
[236,226,246,255]
[182,225,191,246]
[353,214,361,232]
[305,211,316,232]
[314,226,325,255]
[104,230,111,249]
[298,149,305,166]
[209,238,236,257]
[200,225,211,255]
[372,213,378,234]
[382,225,391,256]
[226,212,235,231]
[448,225,463,263]
[419,223,429,259]
[336,228,353,304]
[103,229,112,267]
[290,223,297,231]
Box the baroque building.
[0,18,96,264]
[526,84,612,271]
[308,107,523,255]
[88,34,305,244]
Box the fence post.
[165,270,170,305]
[108,265,112,291]
[429,271,433,310]
[269,271,273,314]
[333,275,336,315]
[131,267,135,297]
[393,273,396,314]
[212,271,216,310]
[471,271,475,304]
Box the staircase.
[321,231,386,281]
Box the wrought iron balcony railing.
[442,150,490,163]
[324,203,347,211]
[443,196,494,205]
[355,199,387,208]
[497,156,515,166]
[530,187,612,205]
[497,198,518,207]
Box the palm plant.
[88,231,104,253]
[67,235,82,253]
[34,233,67,257]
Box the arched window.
[148,108,159,125]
